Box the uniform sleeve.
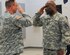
[14,14,32,28]
[58,16,70,45]
[33,13,43,26]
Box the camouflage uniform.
[33,12,70,55]
[0,13,32,55]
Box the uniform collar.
[4,12,16,18]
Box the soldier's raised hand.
[38,6,47,15]
[17,3,25,14]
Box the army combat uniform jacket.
[33,12,70,50]
[0,13,32,55]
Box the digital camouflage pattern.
[33,12,70,55]
[0,13,32,55]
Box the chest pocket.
[3,17,19,29]
[3,18,13,27]
[43,17,59,31]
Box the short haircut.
[5,0,15,8]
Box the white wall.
[24,26,43,47]
[25,0,48,17]
[62,0,70,26]
[62,0,70,18]
[16,0,25,3]
[0,0,2,15]
[1,0,5,16]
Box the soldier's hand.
[57,49,64,55]
[15,16,22,19]
[17,4,25,14]
[38,6,47,15]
